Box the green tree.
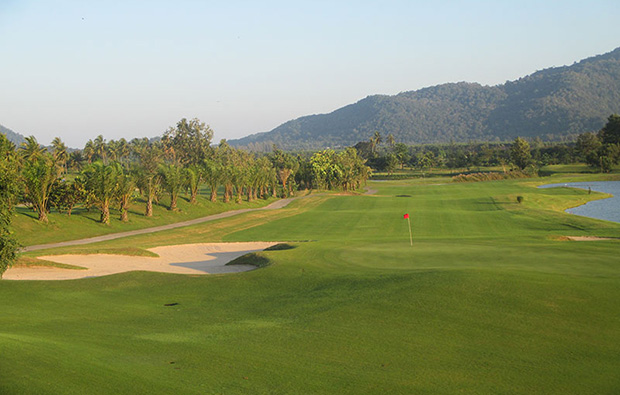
[510,137,531,170]
[19,136,46,162]
[370,132,382,154]
[115,164,135,222]
[83,161,118,224]
[576,132,602,165]
[49,178,86,216]
[203,157,222,202]
[270,147,299,197]
[93,135,107,164]
[598,114,620,145]
[393,143,410,169]
[164,118,214,166]
[183,165,203,204]
[134,142,162,217]
[158,163,184,211]
[51,137,68,174]
[0,134,20,277]
[21,153,59,223]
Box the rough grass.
[13,256,87,270]
[2,173,620,394]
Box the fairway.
[1,176,620,394]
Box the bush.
[452,170,531,183]
[517,196,524,204]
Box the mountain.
[231,48,620,150]
[0,124,26,146]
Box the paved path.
[21,197,302,252]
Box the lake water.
[538,181,620,223]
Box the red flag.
[403,213,409,219]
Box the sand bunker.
[565,236,618,241]
[4,242,279,281]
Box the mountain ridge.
[231,47,620,150]
[0,124,26,146]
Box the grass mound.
[225,252,271,268]
[264,243,296,251]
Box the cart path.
[21,196,304,253]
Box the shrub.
[452,170,531,183]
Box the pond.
[538,181,620,223]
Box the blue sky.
[1,0,619,147]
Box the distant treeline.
[356,114,620,175]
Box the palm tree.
[83,140,95,164]
[370,131,382,154]
[107,140,120,162]
[134,144,161,217]
[19,136,46,162]
[114,164,135,222]
[93,135,107,164]
[158,163,184,211]
[51,137,68,174]
[183,165,202,204]
[67,150,85,171]
[117,138,130,164]
[21,154,60,223]
[202,158,221,202]
[83,161,118,224]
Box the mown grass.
[12,192,278,247]
[1,172,620,394]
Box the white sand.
[565,236,618,241]
[4,242,279,281]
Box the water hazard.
[538,181,620,223]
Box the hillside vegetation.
[231,47,620,150]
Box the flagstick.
[407,217,413,246]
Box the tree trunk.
[169,193,177,211]
[224,184,232,203]
[100,201,110,224]
[236,186,243,203]
[210,186,217,202]
[145,197,153,217]
[189,188,197,204]
[281,179,287,198]
[38,209,48,223]
[120,208,129,222]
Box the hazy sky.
[1,0,619,147]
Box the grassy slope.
[2,174,620,394]
[12,192,277,247]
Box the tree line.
[360,115,620,175]
[0,118,371,276]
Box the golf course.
[1,170,620,394]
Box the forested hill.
[231,47,620,150]
[0,124,26,146]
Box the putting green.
[1,176,619,394]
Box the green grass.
[2,173,620,393]
[12,193,278,246]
